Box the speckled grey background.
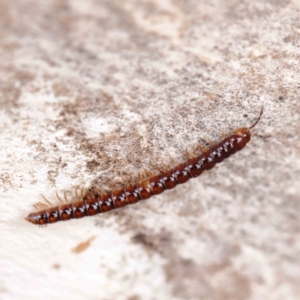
[0,1,299,300]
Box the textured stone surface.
[0,1,299,299]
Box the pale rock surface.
[0,1,299,300]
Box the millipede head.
[234,107,268,141]
[233,127,251,143]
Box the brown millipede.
[25,108,267,225]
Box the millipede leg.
[63,190,69,202]
[185,147,193,159]
[75,187,79,201]
[195,142,207,153]
[253,133,271,139]
[40,194,52,206]
[120,173,131,185]
[221,129,227,139]
[167,151,176,164]
[56,191,65,204]
[143,168,155,178]
[34,201,48,209]
[160,160,169,172]
[137,170,145,181]
[80,187,85,197]
[149,162,165,173]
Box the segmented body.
[25,126,254,225]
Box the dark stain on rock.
[127,295,141,300]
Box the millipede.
[25,108,267,225]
